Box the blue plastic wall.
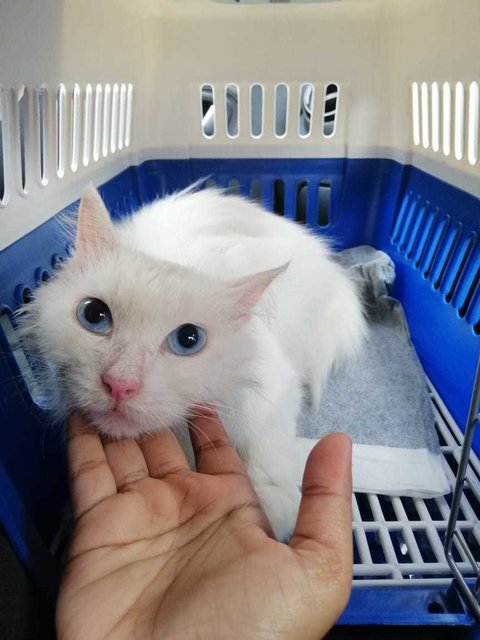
[0,157,479,625]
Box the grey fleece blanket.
[295,246,450,498]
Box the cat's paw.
[255,483,301,542]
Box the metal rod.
[444,356,480,616]
[447,552,480,618]
[445,358,480,546]
[453,529,480,579]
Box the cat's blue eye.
[77,298,113,335]
[167,324,207,356]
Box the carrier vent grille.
[0,82,133,208]
[200,82,339,141]
[204,176,331,228]
[391,191,480,333]
[412,81,479,166]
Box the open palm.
[56,411,352,640]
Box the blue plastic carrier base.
[0,157,479,629]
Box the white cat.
[20,185,366,540]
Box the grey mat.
[296,246,450,497]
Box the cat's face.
[22,187,284,439]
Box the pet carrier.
[0,0,479,635]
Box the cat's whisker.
[186,422,219,466]
[203,401,279,457]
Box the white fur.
[20,187,366,540]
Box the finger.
[290,433,352,561]
[67,413,117,521]
[189,408,247,477]
[104,438,149,492]
[140,428,190,479]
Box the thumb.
[290,432,353,571]
[288,435,353,640]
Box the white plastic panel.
[0,0,479,243]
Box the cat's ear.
[73,185,116,259]
[226,263,289,322]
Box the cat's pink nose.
[101,373,141,402]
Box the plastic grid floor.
[352,379,480,587]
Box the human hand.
[56,410,352,640]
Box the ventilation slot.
[412,211,441,274]
[405,205,427,259]
[454,82,464,161]
[412,83,420,146]
[296,181,307,224]
[250,178,262,202]
[56,84,66,178]
[227,178,240,194]
[110,84,119,154]
[37,88,47,185]
[274,84,288,137]
[125,84,133,147]
[398,196,421,251]
[225,84,239,138]
[423,217,449,279]
[51,253,65,269]
[250,84,263,138]
[421,82,429,149]
[93,84,103,162]
[273,179,284,215]
[323,83,338,137]
[102,84,111,157]
[70,84,80,172]
[0,310,43,407]
[16,284,32,305]
[0,86,6,203]
[431,82,440,152]
[35,268,51,284]
[391,192,413,244]
[432,223,461,291]
[459,266,480,319]
[443,82,451,156]
[318,181,331,226]
[298,84,313,137]
[118,83,127,150]
[468,82,479,166]
[445,235,475,304]
[17,86,28,192]
[201,84,215,138]
[82,84,92,167]
[415,207,439,269]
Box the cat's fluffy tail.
[305,263,367,407]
